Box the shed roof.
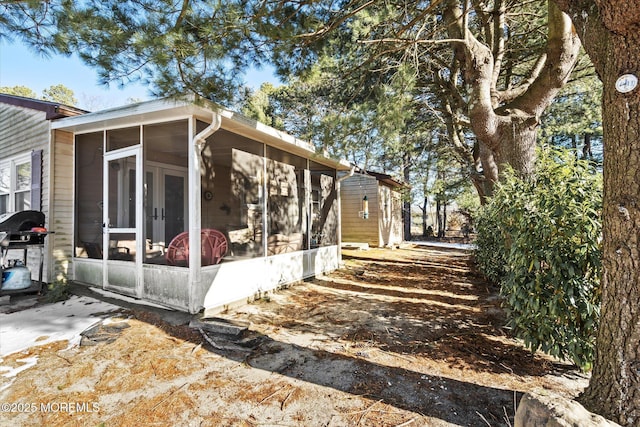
[361,170,409,189]
[0,93,87,119]
[51,96,351,171]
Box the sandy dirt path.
[0,244,587,426]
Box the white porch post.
[262,143,268,257]
[135,126,144,298]
[188,113,221,313]
[336,166,355,260]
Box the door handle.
[162,208,165,220]
[153,208,158,220]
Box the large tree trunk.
[490,109,539,178]
[582,133,592,160]
[475,142,498,201]
[403,152,412,241]
[444,0,580,184]
[435,199,442,237]
[421,197,428,236]
[581,46,640,426]
[553,2,640,425]
[442,202,447,237]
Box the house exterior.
[340,170,406,248]
[1,94,351,314]
[0,95,86,290]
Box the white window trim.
[0,152,32,214]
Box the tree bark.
[443,0,580,183]
[442,202,448,238]
[403,151,412,241]
[553,1,640,425]
[422,197,428,236]
[582,133,592,160]
[435,199,442,237]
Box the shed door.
[103,146,143,296]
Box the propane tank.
[2,260,32,290]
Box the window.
[74,132,104,258]
[200,128,265,261]
[266,147,307,255]
[310,162,338,247]
[143,120,189,264]
[0,154,32,215]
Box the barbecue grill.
[0,210,52,295]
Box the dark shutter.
[30,149,42,212]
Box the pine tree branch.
[508,1,581,116]
[173,0,190,29]
[294,0,375,40]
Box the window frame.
[0,152,32,215]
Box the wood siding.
[341,173,404,247]
[0,104,49,158]
[0,103,52,281]
[49,130,75,282]
[340,174,380,246]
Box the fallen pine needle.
[55,354,72,365]
[373,348,414,363]
[259,385,287,403]
[191,343,202,354]
[393,419,415,427]
[281,388,294,410]
[476,410,492,426]
[152,383,187,410]
[357,399,383,425]
[499,362,514,374]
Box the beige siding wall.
[340,174,380,246]
[49,130,75,282]
[0,104,49,158]
[0,103,52,281]
[0,105,50,215]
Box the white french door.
[144,164,188,259]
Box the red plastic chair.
[165,229,228,266]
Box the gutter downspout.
[335,165,356,263]
[188,112,222,314]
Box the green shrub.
[45,280,70,303]
[474,202,508,283]
[474,148,602,369]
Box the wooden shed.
[340,170,406,248]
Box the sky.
[0,39,280,111]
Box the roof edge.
[356,169,409,189]
[0,93,88,119]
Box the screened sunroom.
[51,97,350,314]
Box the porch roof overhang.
[51,96,351,171]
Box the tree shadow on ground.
[245,277,574,378]
[65,244,584,426]
[207,328,523,426]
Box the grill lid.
[0,210,45,233]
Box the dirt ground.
[0,244,589,426]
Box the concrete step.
[189,318,249,339]
[341,242,370,250]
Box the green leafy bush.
[45,280,70,303]
[474,148,602,369]
[474,204,508,283]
